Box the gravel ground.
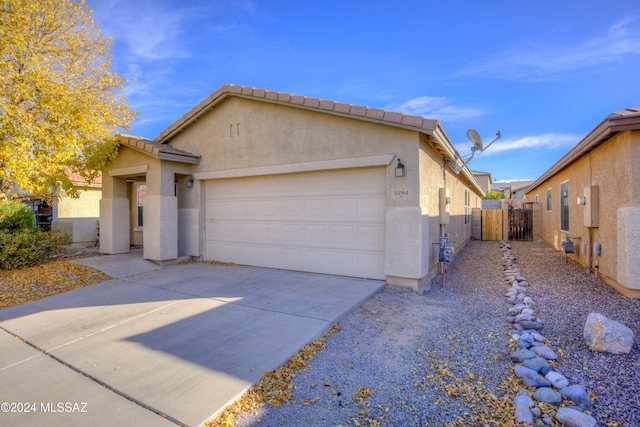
[227,239,639,427]
[510,240,640,426]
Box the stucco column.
[142,164,178,262]
[99,175,130,254]
[177,175,200,257]
[617,206,640,290]
[143,195,178,262]
[384,206,429,291]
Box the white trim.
[194,154,395,181]
[109,165,149,177]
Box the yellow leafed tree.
[0,0,136,199]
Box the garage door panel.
[358,225,385,248]
[357,197,386,219]
[304,223,330,245]
[260,199,280,217]
[205,168,385,279]
[281,199,305,219]
[305,198,331,218]
[355,252,385,277]
[328,225,357,247]
[357,169,386,192]
[281,224,305,243]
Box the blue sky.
[88,0,640,182]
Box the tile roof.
[155,84,441,143]
[117,134,200,164]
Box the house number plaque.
[392,189,409,199]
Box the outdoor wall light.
[186,176,195,188]
[395,158,405,177]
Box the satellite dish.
[467,129,483,152]
[446,129,501,174]
[467,129,501,153]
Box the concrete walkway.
[0,254,384,426]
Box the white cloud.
[460,18,640,81]
[463,133,580,156]
[387,96,486,121]
[91,0,199,62]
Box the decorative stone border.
[500,241,597,427]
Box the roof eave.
[117,135,201,164]
[526,112,640,193]
[431,125,485,196]
[157,152,201,164]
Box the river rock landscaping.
[210,239,640,426]
[502,240,596,426]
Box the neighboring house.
[52,173,102,247]
[510,181,534,199]
[491,182,510,198]
[12,174,101,246]
[471,170,492,194]
[100,84,485,291]
[526,107,640,298]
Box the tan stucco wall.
[527,130,640,294]
[169,97,416,174]
[57,187,101,218]
[52,186,101,245]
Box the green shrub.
[0,200,36,231]
[0,228,71,270]
[483,190,505,200]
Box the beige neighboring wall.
[527,127,640,297]
[56,186,101,218]
[53,178,102,246]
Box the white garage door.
[204,167,386,279]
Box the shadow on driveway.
[0,259,384,426]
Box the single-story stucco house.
[100,84,485,291]
[526,107,640,298]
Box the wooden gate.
[508,203,534,241]
[482,209,503,240]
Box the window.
[464,190,471,224]
[136,184,147,228]
[546,188,552,212]
[560,181,569,231]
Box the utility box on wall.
[583,186,599,227]
[439,187,450,225]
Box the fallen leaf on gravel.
[301,397,319,406]
[203,260,235,266]
[0,260,111,309]
[207,324,341,427]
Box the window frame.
[560,180,569,232]
[135,182,147,230]
[546,188,552,212]
[464,189,471,224]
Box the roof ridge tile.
[155,84,441,142]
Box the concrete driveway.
[0,253,384,426]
